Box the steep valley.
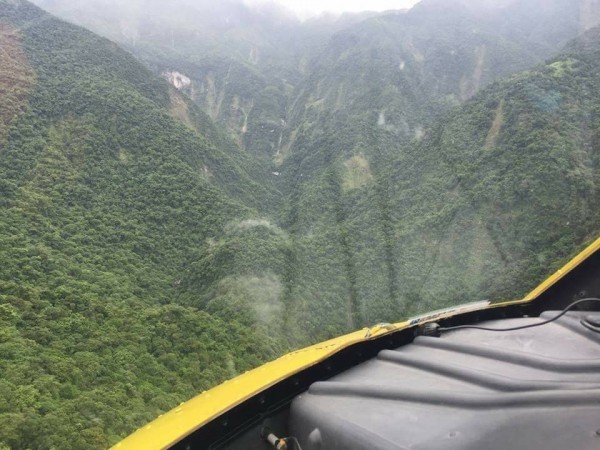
[1,0,600,448]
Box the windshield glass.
[1,0,599,448]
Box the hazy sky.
[247,0,420,16]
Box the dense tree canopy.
[1,0,599,448]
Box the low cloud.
[243,0,419,18]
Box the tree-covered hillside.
[31,0,377,160]
[267,0,600,330]
[31,0,600,165]
[2,0,600,448]
[392,24,600,305]
[0,1,284,448]
[275,24,600,331]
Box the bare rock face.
[163,70,191,90]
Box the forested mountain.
[2,0,600,448]
[31,0,377,159]
[272,0,600,328]
[383,24,600,313]
[0,1,284,448]
[31,0,600,162]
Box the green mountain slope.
[31,0,600,172]
[0,1,283,448]
[266,0,600,330]
[2,0,600,448]
[36,0,597,339]
[387,25,600,307]
[31,0,376,161]
[281,0,600,171]
[278,25,600,331]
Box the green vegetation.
[277,26,600,329]
[34,0,594,163]
[0,1,283,448]
[0,22,35,145]
[1,0,600,448]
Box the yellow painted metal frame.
[522,236,600,301]
[113,236,600,450]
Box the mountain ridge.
[2,0,600,448]
[0,1,286,447]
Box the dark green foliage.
[0,1,283,448]
[2,0,600,448]
[278,29,600,330]
[32,0,599,165]
[267,3,600,331]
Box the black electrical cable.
[438,298,600,333]
[581,315,600,334]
